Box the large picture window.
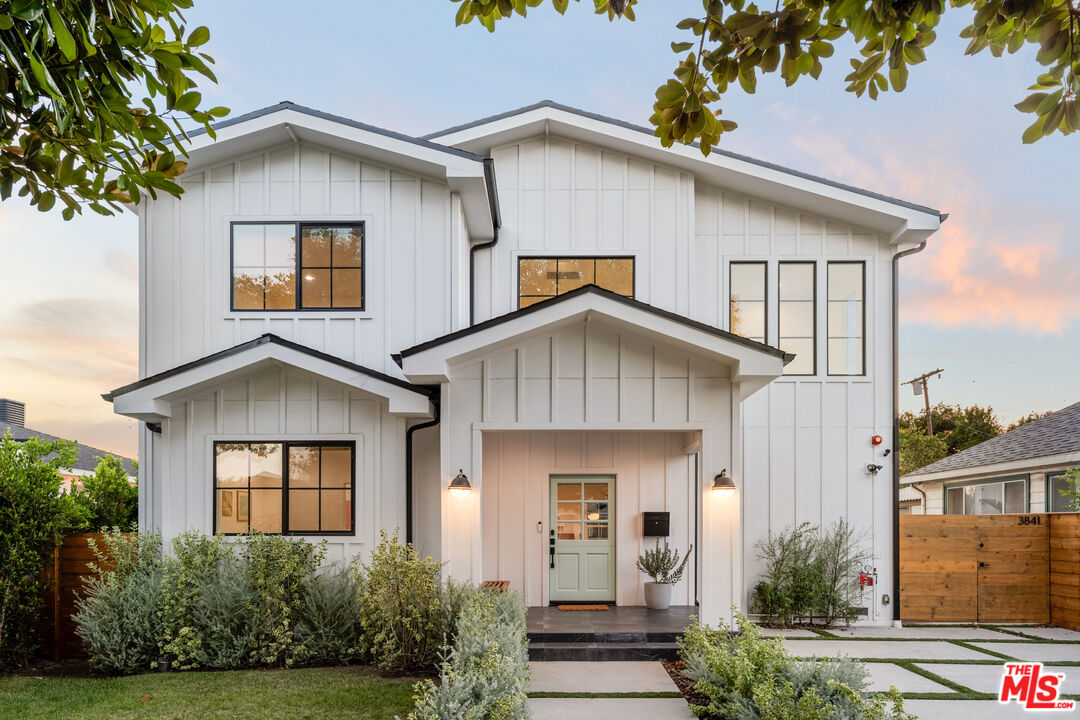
[213,441,354,535]
[231,222,364,311]
[945,476,1026,515]
[827,262,865,375]
[518,256,634,308]
[778,262,815,375]
[729,262,766,343]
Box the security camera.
[866,464,883,476]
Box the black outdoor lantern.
[448,469,471,496]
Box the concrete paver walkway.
[781,638,991,660]
[529,697,693,719]
[528,661,678,694]
[862,662,953,693]
[1011,626,1080,641]
[970,642,1080,662]
[905,699,1055,719]
[828,625,1013,640]
[916,662,1080,695]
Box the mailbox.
[642,512,670,537]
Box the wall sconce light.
[712,469,736,496]
[448,469,471,496]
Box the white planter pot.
[644,582,672,610]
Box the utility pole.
[902,369,944,435]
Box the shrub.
[0,432,81,668]
[636,539,693,584]
[358,530,447,674]
[188,553,265,669]
[814,520,872,627]
[296,564,364,666]
[678,612,912,720]
[159,531,231,669]
[71,455,138,531]
[750,523,820,626]
[404,589,530,720]
[73,532,163,675]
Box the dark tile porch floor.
[526,605,696,659]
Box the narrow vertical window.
[729,262,766,343]
[827,262,865,375]
[778,262,815,375]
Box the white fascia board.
[901,451,1080,484]
[112,344,432,421]
[400,294,784,383]
[433,106,941,239]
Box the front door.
[549,476,615,603]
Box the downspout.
[469,158,501,327]
[892,237,929,623]
[406,395,440,546]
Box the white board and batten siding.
[477,135,897,618]
[140,141,464,380]
[149,363,405,567]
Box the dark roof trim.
[103,334,433,402]
[483,158,502,234]
[398,284,792,362]
[181,101,488,163]
[423,100,945,220]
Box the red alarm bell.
[871,434,883,446]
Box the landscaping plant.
[159,530,231,669]
[73,532,163,674]
[0,432,81,668]
[679,612,912,720]
[296,564,365,666]
[405,589,530,720]
[636,539,693,584]
[814,520,872,627]
[71,455,138,531]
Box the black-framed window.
[213,441,354,535]
[827,262,865,375]
[517,256,634,308]
[231,222,365,311]
[729,262,766,343]
[779,262,816,375]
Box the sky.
[1,1,1078,459]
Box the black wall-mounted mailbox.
[643,512,670,537]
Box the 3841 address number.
[1016,515,1041,526]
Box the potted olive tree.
[636,539,693,610]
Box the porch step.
[527,631,680,644]
[528,640,679,661]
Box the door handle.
[549,529,555,569]
[979,561,986,568]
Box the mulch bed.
[663,660,712,714]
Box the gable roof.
[903,400,1080,480]
[105,334,434,421]
[425,100,944,244]
[0,423,136,475]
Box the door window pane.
[583,483,608,501]
[518,257,634,307]
[779,263,815,375]
[730,263,766,343]
[557,502,582,521]
[827,263,864,375]
[557,484,581,501]
[1004,480,1026,513]
[557,523,582,540]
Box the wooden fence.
[900,513,1079,630]
[38,533,113,661]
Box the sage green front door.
[549,476,615,603]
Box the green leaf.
[48,7,78,61]
[37,192,56,212]
[173,91,202,113]
[1015,92,1048,113]
[0,14,13,31]
[1021,116,1044,143]
[671,41,694,52]
[188,26,211,47]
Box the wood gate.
[900,514,1052,624]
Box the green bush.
[71,455,138,532]
[358,530,448,674]
[188,553,265,669]
[159,531,231,668]
[678,612,911,720]
[73,532,163,675]
[750,520,870,627]
[404,589,530,720]
[0,432,81,668]
[296,565,364,666]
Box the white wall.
[142,141,460,378]
[147,363,406,567]
[481,430,695,607]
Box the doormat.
[556,604,610,611]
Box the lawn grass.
[0,667,419,720]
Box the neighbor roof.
[0,423,137,475]
[904,400,1080,479]
[424,100,946,222]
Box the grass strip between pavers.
[948,639,1018,661]
[889,659,974,694]
[528,691,684,699]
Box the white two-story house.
[105,101,943,625]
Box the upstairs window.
[518,257,634,308]
[214,441,354,535]
[231,222,364,311]
[729,262,766,344]
[778,262,816,375]
[827,262,865,375]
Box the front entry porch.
[526,605,696,661]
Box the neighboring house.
[103,101,943,625]
[0,398,137,490]
[901,400,1080,515]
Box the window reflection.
[518,257,634,307]
[779,263,815,375]
[730,262,766,343]
[827,262,864,375]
